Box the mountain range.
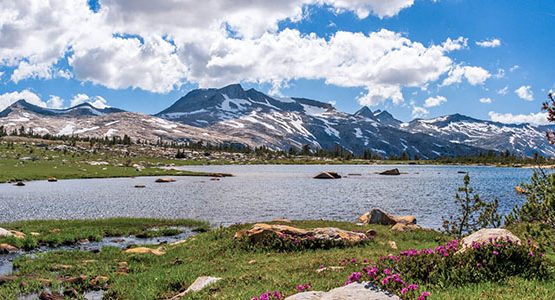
[1,84,554,158]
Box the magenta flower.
[492,250,499,256]
[348,272,362,282]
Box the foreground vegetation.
[0,219,553,299]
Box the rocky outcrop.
[168,276,221,299]
[234,223,370,245]
[285,282,400,300]
[378,169,401,176]
[460,228,521,252]
[391,223,421,232]
[314,172,342,179]
[358,208,416,226]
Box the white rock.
[168,276,221,299]
[285,282,400,300]
[0,228,13,237]
[460,228,521,252]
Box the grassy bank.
[0,219,553,299]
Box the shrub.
[442,174,501,238]
[238,232,368,252]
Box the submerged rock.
[285,282,400,300]
[314,172,342,179]
[134,184,146,188]
[358,208,416,226]
[378,169,401,176]
[460,228,521,252]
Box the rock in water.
[459,228,521,252]
[47,177,58,182]
[285,282,400,300]
[378,168,401,176]
[155,178,176,183]
[314,172,342,179]
[14,181,25,186]
[358,208,416,226]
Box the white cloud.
[442,37,467,51]
[70,94,109,108]
[0,0,486,107]
[497,86,509,95]
[412,106,429,118]
[441,65,491,86]
[46,95,64,109]
[479,97,493,104]
[494,68,505,79]
[476,38,501,48]
[488,111,548,125]
[423,95,447,107]
[0,90,46,111]
[509,65,520,72]
[515,85,534,101]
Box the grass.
[0,141,229,183]
[0,219,553,299]
[0,218,209,249]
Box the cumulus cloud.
[515,85,534,101]
[46,95,64,109]
[497,86,509,95]
[0,90,45,111]
[441,65,491,86]
[476,38,501,48]
[479,97,493,104]
[423,95,447,107]
[0,0,488,106]
[70,94,109,108]
[488,111,548,125]
[412,106,429,118]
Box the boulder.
[14,181,25,186]
[515,186,527,194]
[0,243,18,253]
[47,177,58,182]
[10,230,26,239]
[0,228,13,237]
[124,247,165,256]
[460,228,521,252]
[358,209,416,226]
[235,223,370,245]
[391,223,421,232]
[155,178,176,183]
[134,184,146,188]
[285,282,400,300]
[168,276,221,299]
[378,169,401,176]
[38,291,64,300]
[314,172,342,179]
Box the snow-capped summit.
[0,100,124,118]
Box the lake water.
[0,165,537,229]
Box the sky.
[0,0,554,124]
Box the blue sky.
[1,0,554,124]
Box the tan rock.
[358,208,416,226]
[315,266,345,274]
[0,228,13,237]
[124,247,165,256]
[235,223,369,246]
[30,232,40,237]
[387,240,398,250]
[0,243,18,253]
[10,230,26,239]
[378,168,401,176]
[47,177,58,182]
[460,228,521,252]
[391,223,421,232]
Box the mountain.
[0,100,252,146]
[402,114,555,157]
[3,86,554,158]
[156,84,487,158]
[0,100,125,118]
